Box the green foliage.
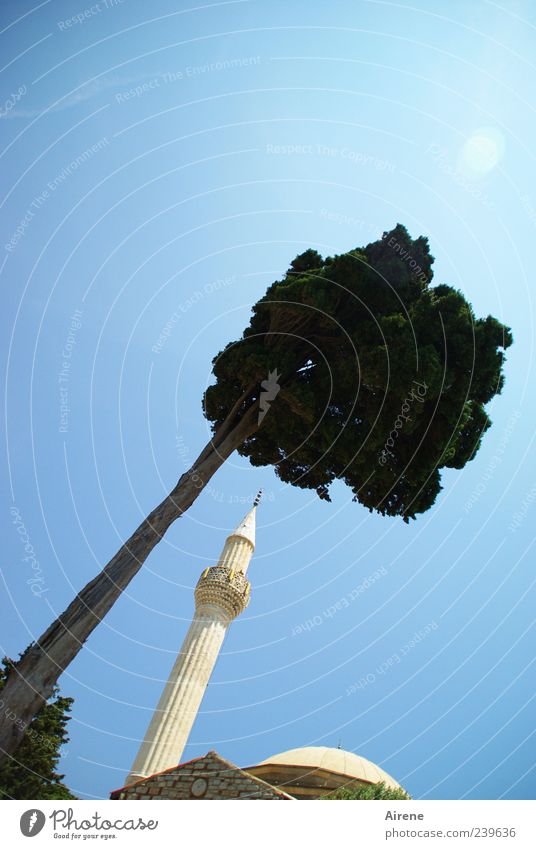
[323,780,411,800]
[0,657,75,799]
[204,224,512,521]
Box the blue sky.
[1,0,535,800]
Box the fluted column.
[126,604,230,784]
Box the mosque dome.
[246,746,400,799]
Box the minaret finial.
[253,488,263,507]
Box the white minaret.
[125,494,260,784]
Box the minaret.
[125,493,261,784]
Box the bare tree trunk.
[0,402,258,767]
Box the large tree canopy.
[205,225,512,521]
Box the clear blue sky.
[1,0,535,801]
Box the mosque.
[111,498,401,800]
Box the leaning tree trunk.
[0,400,259,767]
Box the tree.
[0,225,512,766]
[0,657,75,799]
[322,781,411,800]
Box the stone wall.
[111,751,292,800]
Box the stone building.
[111,496,401,800]
[111,751,293,800]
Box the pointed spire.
[229,499,258,549]
[217,493,261,573]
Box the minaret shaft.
[218,536,253,573]
[126,504,257,785]
[126,606,228,784]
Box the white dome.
[258,746,400,790]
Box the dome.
[246,746,400,799]
[259,747,400,788]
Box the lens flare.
[458,127,505,177]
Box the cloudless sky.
[1,0,535,801]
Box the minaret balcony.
[194,566,251,620]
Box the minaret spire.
[125,499,260,785]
